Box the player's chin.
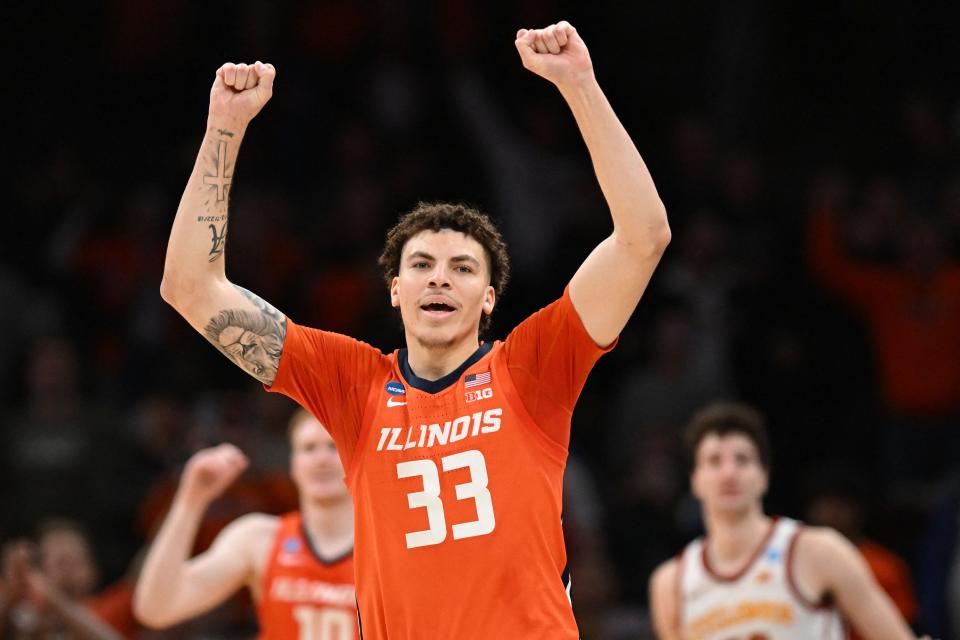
[413,326,459,348]
[416,312,458,329]
[305,483,346,502]
[713,495,749,510]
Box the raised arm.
[796,527,922,640]
[515,22,670,347]
[160,61,287,385]
[807,206,898,310]
[133,445,273,629]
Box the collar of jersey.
[300,520,353,566]
[398,342,493,394]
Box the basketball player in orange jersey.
[159,20,670,638]
[649,403,926,640]
[133,409,357,639]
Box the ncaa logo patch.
[385,381,406,396]
[282,537,302,554]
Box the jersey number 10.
[292,605,355,640]
[396,449,496,549]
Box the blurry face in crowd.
[39,527,97,598]
[290,414,349,505]
[391,229,495,352]
[691,433,768,516]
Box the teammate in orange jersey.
[133,409,356,639]
[160,20,670,639]
[649,403,926,640]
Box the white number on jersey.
[396,449,496,549]
[292,605,355,640]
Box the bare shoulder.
[792,525,864,597]
[649,556,680,610]
[216,513,280,585]
[650,556,680,593]
[649,557,682,639]
[215,513,280,555]
[794,526,919,639]
[794,525,857,563]
[229,512,280,538]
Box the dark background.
[3,1,960,637]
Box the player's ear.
[390,277,401,308]
[690,468,704,501]
[482,285,495,315]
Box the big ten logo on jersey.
[375,408,502,452]
[464,387,493,403]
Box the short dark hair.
[684,402,772,471]
[378,202,510,333]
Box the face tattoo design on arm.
[203,285,287,384]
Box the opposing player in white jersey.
[649,402,924,640]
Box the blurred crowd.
[3,1,960,638]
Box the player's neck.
[405,333,481,381]
[301,496,354,557]
[704,509,771,567]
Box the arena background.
[3,1,960,637]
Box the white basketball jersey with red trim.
[679,518,846,640]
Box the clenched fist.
[2,540,34,602]
[208,61,276,126]
[176,443,249,510]
[515,22,593,89]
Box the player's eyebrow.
[407,251,435,261]
[407,251,481,266]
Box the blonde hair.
[287,407,320,444]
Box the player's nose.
[428,264,452,288]
[718,459,740,477]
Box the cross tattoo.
[203,140,232,202]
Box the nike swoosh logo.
[387,397,407,407]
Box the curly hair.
[378,202,510,333]
[684,402,772,472]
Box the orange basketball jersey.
[258,512,357,640]
[269,290,612,639]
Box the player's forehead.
[696,432,760,460]
[291,416,334,447]
[402,229,486,264]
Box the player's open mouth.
[420,302,456,318]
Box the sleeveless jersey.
[678,517,847,640]
[257,512,357,640]
[268,290,612,639]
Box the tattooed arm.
[203,286,286,383]
[161,62,285,384]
